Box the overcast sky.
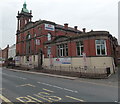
[0,0,119,49]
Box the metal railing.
[43,65,106,74]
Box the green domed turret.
[21,2,29,13]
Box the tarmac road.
[1,67,118,103]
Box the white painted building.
[8,44,16,60]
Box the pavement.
[1,67,119,103]
[3,67,118,87]
[3,68,77,80]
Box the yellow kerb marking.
[16,84,36,87]
[66,95,85,102]
[0,94,14,104]
[43,88,54,93]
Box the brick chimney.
[64,23,68,28]
[82,28,86,33]
[7,44,9,48]
[74,26,78,30]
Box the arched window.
[47,33,51,41]
[26,34,31,54]
[34,34,36,37]
[26,34,31,40]
[25,20,27,25]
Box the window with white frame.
[76,41,84,56]
[96,40,107,55]
[57,44,68,57]
[25,20,27,25]
[47,46,51,57]
[34,34,36,37]
[47,33,51,41]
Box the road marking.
[34,94,52,102]
[0,94,14,104]
[37,82,78,93]
[43,88,54,93]
[63,88,78,93]
[16,96,36,103]
[47,96,62,102]
[65,95,85,102]
[2,73,27,80]
[37,92,62,102]
[16,84,36,87]
[38,92,50,96]
[38,82,52,87]
[27,95,42,103]
[16,91,62,103]
[52,85,63,89]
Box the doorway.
[38,49,43,69]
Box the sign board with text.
[15,56,20,62]
[54,58,71,64]
[45,24,55,31]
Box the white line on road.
[42,88,54,93]
[37,82,78,93]
[65,95,85,102]
[2,73,27,80]
[52,85,63,89]
[63,88,78,93]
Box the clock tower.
[16,2,33,33]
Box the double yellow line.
[0,94,14,104]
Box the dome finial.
[23,1,27,9]
[21,0,29,13]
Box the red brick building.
[16,2,118,74]
[1,45,9,66]
[16,2,82,67]
[116,45,120,64]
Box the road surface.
[1,67,118,103]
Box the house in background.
[2,45,9,66]
[8,44,16,60]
